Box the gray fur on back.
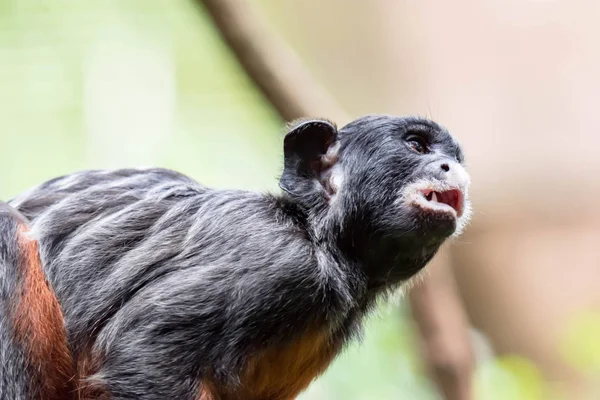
[10,168,357,398]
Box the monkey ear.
[279,119,339,200]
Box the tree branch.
[409,247,474,400]
[197,0,348,124]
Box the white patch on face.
[397,163,472,237]
[453,197,472,237]
[448,162,472,236]
[328,164,344,203]
[320,141,343,204]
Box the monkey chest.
[200,331,340,400]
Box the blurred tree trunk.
[409,246,474,400]
[198,0,347,125]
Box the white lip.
[399,179,468,219]
[397,162,473,236]
[413,192,458,217]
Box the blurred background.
[1,1,600,399]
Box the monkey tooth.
[431,192,438,203]
[401,180,466,218]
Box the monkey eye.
[406,136,428,155]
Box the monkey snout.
[445,162,470,192]
[427,160,470,192]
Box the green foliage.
[474,356,546,400]
[561,310,600,375]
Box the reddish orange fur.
[200,330,340,400]
[14,225,76,399]
[198,381,217,400]
[71,346,105,400]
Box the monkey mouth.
[420,188,464,218]
[400,179,466,219]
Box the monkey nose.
[443,162,471,191]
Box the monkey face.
[393,121,471,239]
[279,115,471,248]
[337,115,472,241]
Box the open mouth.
[420,188,464,217]
[400,178,469,221]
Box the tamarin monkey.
[0,115,471,399]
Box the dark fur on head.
[5,115,471,399]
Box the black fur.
[5,115,470,399]
[0,204,32,399]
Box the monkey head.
[279,115,471,286]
